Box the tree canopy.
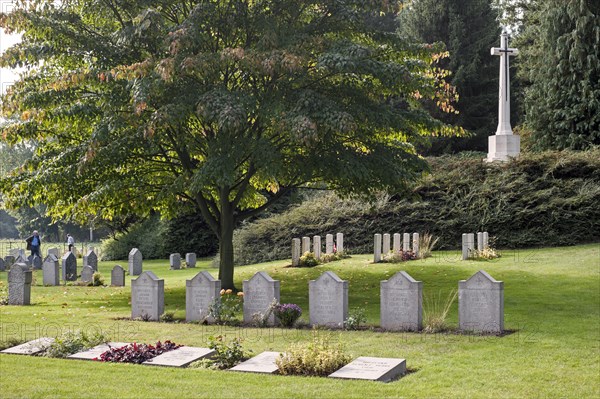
[1,0,458,288]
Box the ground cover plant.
[0,244,598,398]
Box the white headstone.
[467,233,475,255]
[61,251,77,281]
[185,253,197,268]
[382,234,391,255]
[328,357,406,382]
[403,233,410,252]
[128,248,143,276]
[487,30,520,162]
[313,236,321,260]
[111,265,125,287]
[186,271,220,323]
[336,232,344,253]
[170,253,181,270]
[301,237,311,254]
[412,233,420,258]
[243,271,280,326]
[373,234,382,263]
[43,255,60,286]
[459,270,504,333]
[380,271,422,331]
[309,271,348,327]
[393,233,401,254]
[461,233,469,260]
[131,271,164,321]
[325,234,334,255]
[8,265,32,305]
[291,238,301,266]
[477,232,484,251]
[483,232,489,249]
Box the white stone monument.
[186,271,220,322]
[243,271,280,326]
[313,235,321,260]
[487,30,519,162]
[309,271,348,327]
[374,234,382,263]
[291,238,301,266]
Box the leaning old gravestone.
[43,255,60,286]
[291,238,301,266]
[170,253,181,270]
[128,248,143,276]
[329,357,406,383]
[81,265,94,284]
[131,271,164,321]
[243,271,280,326]
[85,250,98,271]
[61,251,77,281]
[374,233,382,262]
[380,271,422,331]
[459,270,504,333]
[309,271,348,327]
[186,271,220,322]
[111,265,125,287]
[185,253,196,268]
[32,255,42,270]
[8,264,32,305]
[0,257,5,272]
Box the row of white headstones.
[373,233,420,262]
[291,233,344,266]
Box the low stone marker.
[8,265,32,305]
[291,238,301,266]
[380,271,422,331]
[325,234,334,254]
[62,251,77,281]
[32,255,42,270]
[47,247,59,257]
[336,232,344,253]
[229,351,282,374]
[243,271,280,326]
[309,271,348,327]
[393,233,401,254]
[313,235,321,259]
[186,271,220,323]
[374,233,382,262]
[170,253,181,270]
[0,257,5,272]
[131,271,164,321]
[412,233,420,258]
[0,337,55,355]
[67,342,130,360]
[403,233,410,252]
[81,265,94,283]
[382,233,391,255]
[111,265,125,287]
[185,253,196,268]
[459,270,504,333]
[301,236,310,254]
[142,346,216,367]
[128,248,143,276]
[328,357,406,382]
[43,255,60,286]
[85,249,98,271]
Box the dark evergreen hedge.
[233,150,600,265]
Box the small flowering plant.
[208,289,244,325]
[274,303,302,328]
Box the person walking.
[67,234,75,252]
[25,230,42,258]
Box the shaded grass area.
[0,244,599,398]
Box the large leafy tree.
[1,0,457,288]
[515,0,600,150]
[399,0,500,154]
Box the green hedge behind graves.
[232,149,600,265]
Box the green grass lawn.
[1,244,599,398]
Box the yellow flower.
[225,289,233,295]
[220,289,225,295]
[237,292,244,297]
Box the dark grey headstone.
[32,255,42,270]
[128,248,142,276]
[61,252,77,281]
[169,253,181,270]
[0,257,5,272]
[81,265,94,283]
[8,265,32,305]
[43,255,60,286]
[85,250,98,271]
[185,253,196,268]
[186,271,220,322]
[242,271,280,326]
[111,265,125,287]
[131,271,164,321]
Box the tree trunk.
[218,199,236,290]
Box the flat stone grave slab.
[328,356,406,382]
[229,351,281,374]
[0,337,55,355]
[142,346,215,367]
[67,342,130,360]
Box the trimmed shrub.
[276,332,351,376]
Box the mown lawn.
[0,244,599,398]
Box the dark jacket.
[25,235,41,250]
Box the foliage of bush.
[471,247,500,260]
[91,272,104,286]
[276,332,351,376]
[382,251,417,263]
[206,335,252,369]
[344,308,367,330]
[45,330,109,358]
[96,341,181,364]
[159,311,176,323]
[298,252,319,267]
[274,303,302,328]
[208,290,243,325]
[101,214,167,260]
[233,150,600,264]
